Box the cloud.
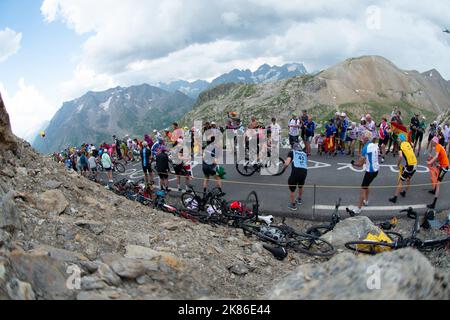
[0,28,22,63]
[40,0,450,96]
[60,64,117,100]
[0,79,57,142]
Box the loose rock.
[37,190,69,216]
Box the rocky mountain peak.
[0,92,18,154]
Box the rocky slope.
[181,56,450,127]
[33,84,195,154]
[1,93,448,300]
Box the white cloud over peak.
[0,28,22,63]
[40,0,450,99]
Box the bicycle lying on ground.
[234,195,335,257]
[306,198,357,237]
[181,186,226,214]
[345,207,449,255]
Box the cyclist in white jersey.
[347,131,379,215]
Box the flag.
[390,122,411,142]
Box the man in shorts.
[88,152,99,182]
[283,142,308,211]
[155,146,170,191]
[202,140,223,194]
[173,138,192,192]
[346,131,379,215]
[389,133,417,203]
[304,115,316,156]
[288,115,300,148]
[101,148,113,188]
[427,136,449,209]
[140,141,153,185]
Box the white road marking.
[313,204,427,211]
[337,163,429,173]
[308,160,332,169]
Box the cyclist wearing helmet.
[389,133,417,203]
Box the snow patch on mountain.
[99,97,112,111]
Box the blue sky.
[0,0,449,142]
[0,0,85,96]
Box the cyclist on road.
[389,133,417,203]
[283,142,308,211]
[347,131,379,215]
[427,136,449,209]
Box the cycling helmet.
[230,201,242,211]
[398,133,407,142]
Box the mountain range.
[33,85,195,153]
[180,55,450,129]
[156,63,307,98]
[33,56,450,153]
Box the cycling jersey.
[400,141,417,166]
[362,142,380,172]
[288,150,308,171]
[141,147,151,167]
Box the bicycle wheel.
[419,237,449,252]
[264,157,286,176]
[115,162,126,173]
[345,240,395,255]
[306,224,332,238]
[245,191,259,214]
[181,193,201,212]
[290,232,336,257]
[236,160,257,177]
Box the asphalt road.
[104,149,450,221]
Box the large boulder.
[268,248,449,300]
[7,249,76,299]
[0,191,22,233]
[322,216,381,249]
[37,190,69,216]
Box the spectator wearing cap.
[283,142,308,211]
[347,130,380,215]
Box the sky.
[0,0,449,142]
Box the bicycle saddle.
[263,244,288,261]
[258,215,274,225]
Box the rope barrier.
[135,168,450,190]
